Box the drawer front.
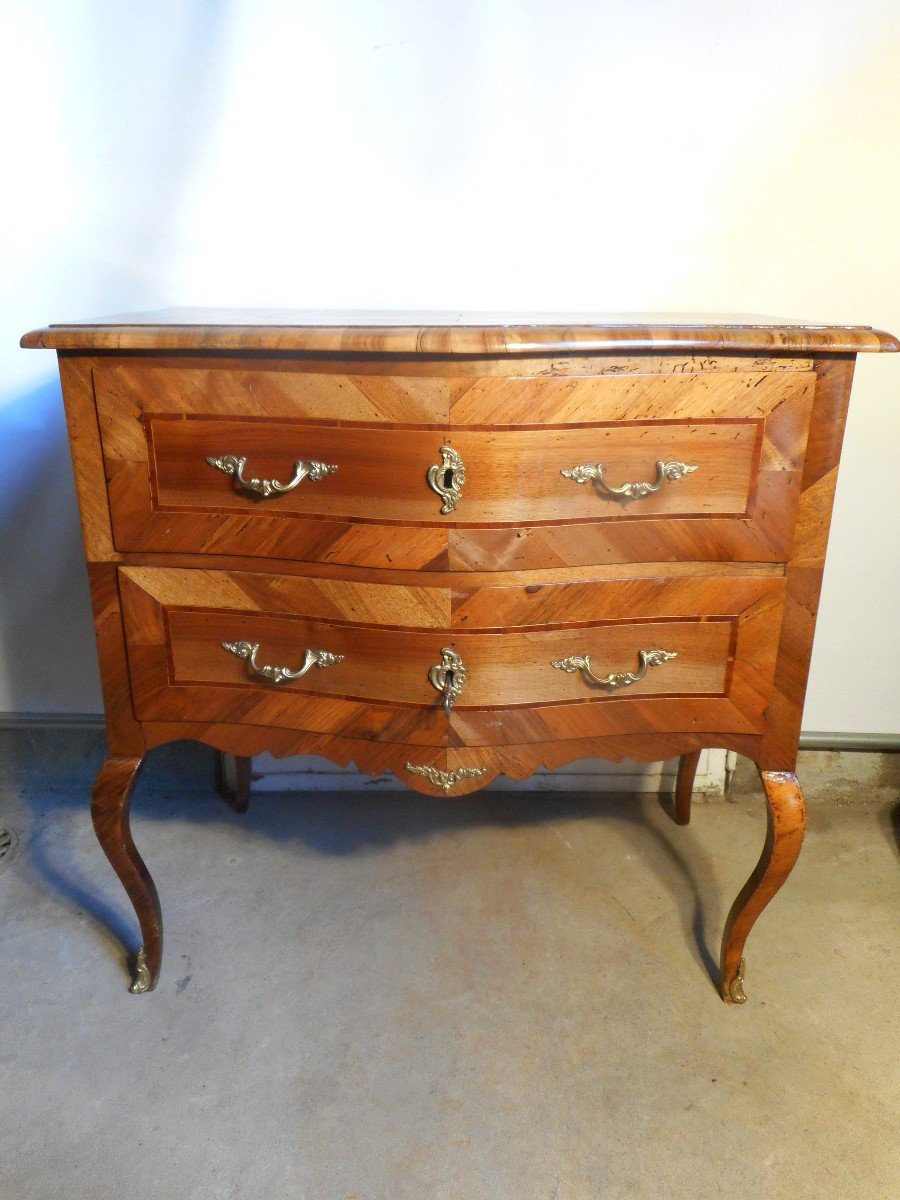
[165,610,731,707]
[120,566,785,747]
[151,418,443,524]
[149,417,756,524]
[96,358,815,568]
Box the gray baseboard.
[798,731,900,752]
[0,712,106,730]
[0,713,897,752]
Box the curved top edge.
[20,314,899,355]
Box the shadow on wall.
[2,6,239,713]
[0,377,102,714]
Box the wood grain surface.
[672,750,701,825]
[720,769,808,1003]
[90,756,160,992]
[117,566,784,746]
[22,310,900,354]
[150,416,759,523]
[138,720,764,795]
[25,317,894,1001]
[756,358,858,770]
[94,357,814,567]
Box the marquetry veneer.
[119,567,781,741]
[95,356,813,566]
[23,311,897,1005]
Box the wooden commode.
[22,311,897,1001]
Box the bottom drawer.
[119,565,785,747]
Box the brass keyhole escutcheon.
[429,647,466,714]
[426,444,466,514]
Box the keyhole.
[443,467,454,490]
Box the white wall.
[2,0,898,733]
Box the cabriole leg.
[90,755,162,993]
[720,769,807,1004]
[215,752,251,813]
[671,750,701,825]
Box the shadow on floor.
[1,729,728,990]
[879,799,900,857]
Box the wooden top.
[21,308,899,355]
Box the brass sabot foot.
[727,958,747,1004]
[129,947,151,994]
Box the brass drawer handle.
[552,648,677,690]
[561,459,697,499]
[405,764,488,792]
[428,647,466,714]
[222,640,344,685]
[427,444,466,513]
[206,454,337,498]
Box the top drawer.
[94,356,816,569]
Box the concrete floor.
[0,730,897,1199]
